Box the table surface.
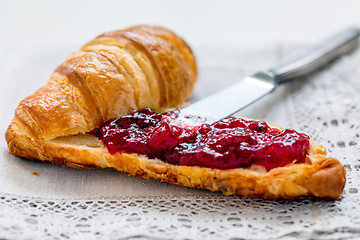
[1,1,360,239]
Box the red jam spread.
[98,108,310,171]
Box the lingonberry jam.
[98,108,310,171]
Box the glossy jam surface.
[98,108,310,171]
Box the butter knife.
[178,27,360,125]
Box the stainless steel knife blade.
[180,71,275,123]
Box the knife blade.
[177,27,360,125]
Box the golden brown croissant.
[10,25,197,141]
[5,25,345,199]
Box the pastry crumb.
[32,172,38,176]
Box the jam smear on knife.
[98,108,310,171]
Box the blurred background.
[1,0,360,49]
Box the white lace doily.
[1,43,360,239]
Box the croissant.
[5,25,345,199]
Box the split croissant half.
[6,25,346,199]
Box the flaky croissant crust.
[13,25,197,141]
[6,25,346,199]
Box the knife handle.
[269,27,360,84]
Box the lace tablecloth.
[1,42,360,239]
